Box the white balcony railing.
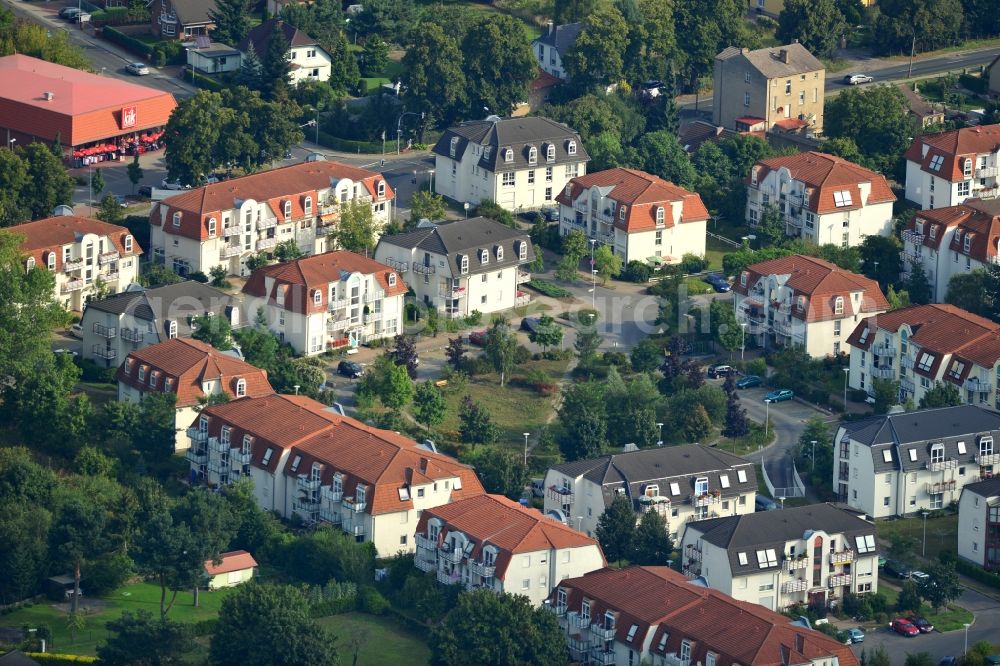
[927,458,957,472]
[257,217,277,231]
[297,475,321,492]
[786,558,809,571]
[977,452,1000,465]
[926,480,956,494]
[829,550,855,565]
[901,230,925,246]
[593,650,616,666]
[121,328,144,343]
[965,378,992,393]
[319,508,342,526]
[220,244,242,259]
[223,225,242,238]
[436,569,461,585]
[98,251,120,265]
[871,366,896,379]
[691,494,721,507]
[590,624,615,641]
[516,270,531,284]
[63,257,84,271]
[469,560,495,578]
[321,486,343,503]
[976,166,998,178]
[413,554,436,572]
[256,237,278,250]
[439,286,467,300]
[92,345,116,359]
[342,496,367,513]
[61,278,85,293]
[185,448,207,465]
[828,573,852,588]
[783,579,808,593]
[186,428,208,444]
[438,546,463,564]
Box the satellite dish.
[52,205,74,216]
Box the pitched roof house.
[204,550,258,589]
[237,19,333,85]
[414,494,606,605]
[532,22,583,81]
[903,123,1000,209]
[150,0,217,39]
[957,475,1000,572]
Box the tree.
[904,655,935,666]
[95,194,124,224]
[554,0,606,24]
[755,205,787,248]
[20,143,75,220]
[636,131,697,189]
[413,381,447,428]
[684,404,713,442]
[905,259,933,305]
[401,23,466,128]
[872,0,964,57]
[722,392,750,443]
[624,0,679,84]
[274,239,304,263]
[460,446,527,498]
[260,25,292,98]
[862,646,892,666]
[133,393,179,466]
[558,381,607,460]
[871,378,900,414]
[710,299,743,354]
[946,269,989,317]
[561,229,590,263]
[632,509,672,565]
[475,199,515,228]
[564,6,629,90]
[461,14,536,116]
[133,509,199,618]
[528,314,563,352]
[210,583,338,666]
[824,86,912,174]
[0,149,30,226]
[483,318,517,386]
[444,336,466,370]
[574,329,601,364]
[593,244,622,285]
[362,35,389,76]
[596,494,636,564]
[0,499,52,604]
[917,561,962,609]
[918,382,963,409]
[630,339,662,373]
[330,200,377,254]
[127,155,143,195]
[210,0,251,47]
[390,335,419,379]
[777,0,847,57]
[459,395,500,446]
[430,589,566,666]
[91,168,106,199]
[50,496,107,614]
[859,234,903,289]
[173,492,235,608]
[408,190,446,226]
[674,0,747,92]
[97,610,191,666]
[896,580,922,613]
[380,362,414,409]
[886,285,911,311]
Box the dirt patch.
[52,598,110,615]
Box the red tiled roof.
[12,215,142,272]
[907,199,1000,263]
[904,123,1000,183]
[0,55,176,146]
[531,68,562,91]
[734,255,888,323]
[772,117,808,130]
[551,567,859,666]
[242,250,407,316]
[150,161,393,241]
[555,168,709,233]
[195,394,484,515]
[415,495,604,578]
[116,338,273,408]
[204,550,257,576]
[750,152,895,215]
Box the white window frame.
[313,290,322,306]
[568,140,577,156]
[504,148,513,163]
[528,146,537,164]
[173,211,182,227]
[284,201,292,220]
[124,235,134,252]
[304,197,312,217]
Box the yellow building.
[204,550,257,590]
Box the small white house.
[237,18,332,85]
[186,41,241,75]
[204,550,258,589]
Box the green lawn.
[360,60,405,94]
[876,581,973,632]
[685,276,714,295]
[0,583,233,656]
[877,513,958,564]
[316,613,430,666]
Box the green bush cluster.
[317,130,384,154]
[955,558,1000,589]
[101,27,151,58]
[525,279,572,298]
[25,655,96,665]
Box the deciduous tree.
[409,190,446,226]
[50,495,108,614]
[413,381,447,428]
[329,200,377,254]
[460,446,527,498]
[210,0,251,47]
[564,5,629,90]
[461,15,536,116]
[401,23,466,128]
[824,86,912,174]
[558,381,607,460]
[777,0,847,57]
[596,494,636,564]
[483,318,517,386]
[918,382,962,409]
[636,131,697,189]
[97,609,192,666]
[459,395,500,445]
[594,244,622,285]
[528,314,564,352]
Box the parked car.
[137,185,153,198]
[469,329,488,346]
[68,323,83,339]
[703,273,731,292]
[736,375,762,389]
[520,317,541,333]
[877,553,887,568]
[337,360,363,378]
[61,7,81,20]
[884,559,912,579]
[765,389,794,402]
[707,364,737,378]
[843,73,874,85]
[755,496,778,511]
[113,195,128,208]
[76,12,91,22]
[125,62,150,76]
[908,616,933,633]
[160,179,190,190]
[939,657,956,666]
[539,207,560,222]
[910,570,930,584]
[531,479,545,498]
[890,618,920,637]
[54,348,78,357]
[846,628,865,644]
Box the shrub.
[525,279,572,298]
[745,357,767,377]
[956,558,1000,589]
[603,351,629,367]
[464,310,483,326]
[75,357,117,384]
[25,656,97,665]
[959,73,988,94]
[513,345,532,364]
[573,308,599,327]
[358,585,390,615]
[680,253,708,274]
[621,260,653,283]
[101,26,152,57]
[191,618,219,636]
[188,271,208,283]
[461,356,492,376]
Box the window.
[546,144,556,161]
[620,206,627,221]
[745,71,751,83]
[930,443,945,464]
[963,158,973,177]
[694,476,708,495]
[930,225,938,239]
[518,241,527,261]
[669,482,680,495]
[313,289,322,306]
[799,90,805,105]
[929,154,944,171]
[707,653,717,666]
[545,187,552,201]
[262,447,273,465]
[948,360,965,379]
[46,253,56,271]
[168,320,178,339]
[916,352,934,372]
[958,441,967,455]
[124,235,134,252]
[502,172,515,187]
[545,166,553,182]
[528,170,535,184]
[504,148,513,163]
[377,181,386,198]
[833,191,853,207]
[785,80,792,95]
[656,207,665,226]
[908,448,918,462]
[882,449,893,463]
[479,249,489,265]
[138,366,146,382]
[388,273,397,287]
[528,146,537,164]
[172,211,182,227]
[755,549,777,567]
[981,436,994,456]
[963,233,972,252]
[834,296,844,315]
[284,201,292,220]
[744,92,750,107]
[235,378,246,398]
[626,624,638,642]
[720,474,730,489]
[460,255,469,274]
[25,257,35,272]
[449,137,458,157]
[568,140,577,156]
[496,246,503,261]
[681,640,691,663]
[304,197,312,216]
[738,552,748,566]
[737,469,748,483]
[958,181,971,197]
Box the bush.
[358,585,390,615]
[191,618,219,637]
[460,356,492,376]
[959,73,988,94]
[621,260,653,283]
[573,308,599,327]
[75,357,117,384]
[956,558,1000,589]
[464,310,483,326]
[317,130,384,154]
[188,271,208,283]
[86,552,134,595]
[680,253,708,274]
[745,357,767,377]
[525,279,572,298]
[100,26,151,57]
[25,656,97,665]
[513,345,532,364]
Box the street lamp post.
[810,440,817,472]
[589,239,597,308]
[963,623,971,657]
[656,422,664,447]
[764,399,772,440]
[921,509,929,557]
[740,322,747,361]
[463,202,470,219]
[843,367,850,410]
[777,496,785,510]
[523,432,530,467]
[395,111,424,155]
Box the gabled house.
[555,168,709,264]
[413,494,605,606]
[14,215,141,312]
[746,152,896,246]
[546,566,861,666]
[899,84,945,129]
[532,22,582,81]
[187,394,485,556]
[679,503,879,611]
[542,445,757,540]
[237,19,333,85]
[150,0,217,40]
[903,124,1000,209]
[833,404,1000,518]
[374,218,534,319]
[733,254,889,358]
[117,337,273,451]
[957,476,1000,572]
[204,550,257,589]
[80,281,244,368]
[432,116,588,211]
[242,250,407,354]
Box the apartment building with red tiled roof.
[746,152,896,247]
[413,494,605,606]
[846,303,1000,410]
[900,198,1000,301]
[547,566,860,666]
[187,394,485,556]
[242,250,407,355]
[12,215,142,312]
[555,168,709,264]
[149,161,394,278]
[117,338,273,451]
[734,255,888,358]
[904,123,1000,209]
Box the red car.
[891,618,919,637]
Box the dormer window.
[242,434,252,453]
[304,197,312,217]
[915,220,924,235]
[168,319,178,339]
[313,289,322,306]
[284,201,292,220]
[929,154,944,171]
[619,206,626,221]
[740,271,748,286]
[138,366,146,382]
[25,257,34,272]
[173,212,182,227]
[125,235,134,252]
[564,183,572,197]
[460,255,469,274]
[963,158,972,177]
[235,378,246,398]
[496,246,503,261]
[46,252,56,271]
[221,425,231,445]
[797,295,807,311]
[388,273,397,287]
[504,148,513,163]
[450,136,458,157]
[751,167,759,185]
[567,140,577,155]
[484,146,491,160]
[377,180,386,198]
[479,249,489,265]
[964,233,972,252]
[546,144,555,162]
[930,225,937,239]
[125,358,133,373]
[834,296,844,315]
[517,240,527,260]
[655,207,665,226]
[528,146,537,164]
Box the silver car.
[843,73,874,85]
[125,62,150,76]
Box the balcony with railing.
[639,495,671,515]
[662,653,691,666]
[98,250,120,265]
[873,343,896,357]
[926,480,957,494]
[872,365,896,379]
[223,225,242,238]
[902,230,925,247]
[828,573,852,588]
[469,560,495,578]
[186,427,208,444]
[965,377,993,393]
[220,244,242,259]
[590,623,615,641]
[342,496,367,513]
[977,452,1000,465]
[256,237,278,250]
[321,486,343,504]
[782,579,808,593]
[185,448,207,465]
[92,322,117,338]
[927,458,958,472]
[690,493,722,507]
[773,318,793,337]
[786,557,809,572]
[513,269,532,285]
[121,327,144,343]
[297,475,321,493]
[102,270,121,283]
[567,635,591,662]
[438,545,464,564]
[233,449,251,466]
[61,278,85,293]
[977,166,998,178]
[92,345,117,360]
[327,318,351,334]
[515,290,531,307]
[439,286,467,300]
[208,436,228,454]
[257,217,277,231]
[348,523,366,538]
[63,257,85,271]
[829,550,855,565]
[900,377,915,393]
[547,486,574,504]
[436,569,461,586]
[319,508,342,526]
[384,257,408,273]
[412,263,435,275]
[599,230,616,244]
[901,355,915,369]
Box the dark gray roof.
[534,22,583,56]
[376,218,533,278]
[687,503,875,577]
[164,0,217,26]
[962,475,1000,499]
[432,116,589,172]
[84,289,154,320]
[551,444,756,508]
[716,43,824,78]
[840,405,1000,473]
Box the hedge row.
[955,558,1000,589]
[24,655,96,665]
[317,130,385,155]
[101,26,151,58]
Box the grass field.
[0,583,232,656]
[316,613,430,665]
[877,513,958,563]
[876,580,973,632]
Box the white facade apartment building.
[900,198,1000,302]
[846,304,1000,408]
[904,123,1000,210]
[374,218,534,319]
[546,566,860,666]
[733,254,889,358]
[413,494,606,607]
[14,215,141,312]
[679,503,879,612]
[746,152,896,247]
[957,476,1000,572]
[532,22,582,81]
[542,445,757,540]
[149,161,393,278]
[237,19,333,84]
[432,116,588,211]
[555,168,709,264]
[242,250,406,354]
[833,404,1000,518]
[187,394,485,557]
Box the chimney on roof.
[43,91,54,101]
[547,21,554,35]
[778,49,789,64]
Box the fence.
[760,457,806,499]
[706,231,741,248]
